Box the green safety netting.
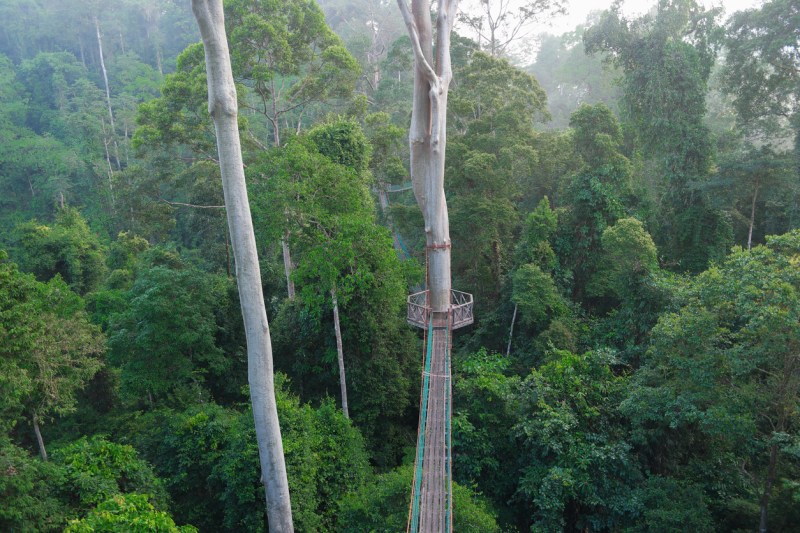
[387,181,413,193]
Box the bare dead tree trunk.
[32,411,47,461]
[331,287,349,418]
[192,2,294,530]
[399,0,458,312]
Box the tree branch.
[247,130,269,152]
[397,0,437,84]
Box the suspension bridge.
[378,180,475,531]
[406,287,473,532]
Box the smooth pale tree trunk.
[271,78,281,147]
[95,17,114,132]
[759,443,779,533]
[506,303,517,357]
[156,47,164,76]
[143,1,165,75]
[282,234,295,299]
[100,118,116,209]
[378,184,389,212]
[32,411,47,461]
[331,287,349,418]
[94,16,120,171]
[400,5,458,529]
[191,2,293,531]
[365,5,383,90]
[748,178,760,250]
[398,0,458,312]
[225,231,231,278]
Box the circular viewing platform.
[407,289,474,330]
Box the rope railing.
[405,246,472,532]
[444,322,452,533]
[408,318,452,533]
[386,181,413,192]
[408,317,435,533]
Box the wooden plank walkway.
[416,315,451,532]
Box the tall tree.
[399,2,462,531]
[303,119,372,419]
[13,207,107,295]
[317,0,407,95]
[398,0,459,312]
[190,1,293,530]
[556,103,629,302]
[225,0,361,147]
[107,265,228,406]
[529,25,621,129]
[94,14,120,170]
[447,50,549,310]
[0,253,104,461]
[253,121,415,434]
[716,147,795,250]
[457,0,566,59]
[624,233,800,533]
[723,0,800,145]
[585,0,731,272]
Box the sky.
[544,0,763,35]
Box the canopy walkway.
[387,181,413,193]
[377,179,475,531]
[406,289,473,533]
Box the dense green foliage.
[65,493,198,533]
[0,0,799,531]
[336,464,501,531]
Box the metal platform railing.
[407,291,429,329]
[406,289,474,330]
[450,290,474,329]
